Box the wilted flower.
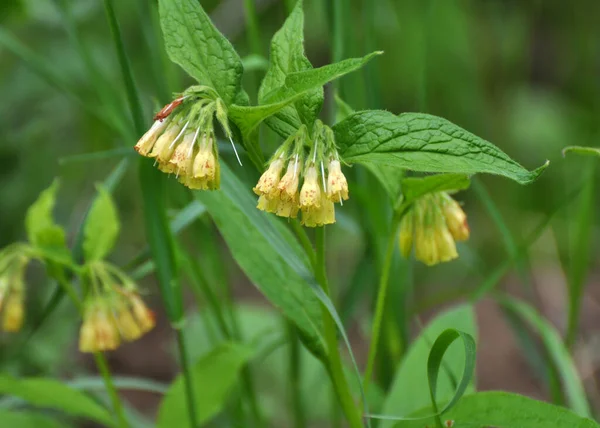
[134,88,239,191]
[399,192,468,266]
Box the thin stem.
[363,211,401,394]
[94,353,129,428]
[175,328,199,428]
[243,0,262,57]
[290,220,317,268]
[286,322,306,428]
[315,228,363,428]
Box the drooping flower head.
[398,192,469,266]
[79,261,155,353]
[255,121,350,227]
[134,86,240,190]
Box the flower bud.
[130,295,155,333]
[326,159,349,203]
[278,160,302,201]
[149,123,182,169]
[135,120,167,156]
[440,194,469,241]
[2,292,23,332]
[434,226,458,264]
[79,303,120,353]
[299,166,321,209]
[169,132,196,177]
[254,157,285,196]
[115,307,143,342]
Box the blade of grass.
[565,161,595,349]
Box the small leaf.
[157,342,254,427]
[158,0,243,105]
[562,146,600,158]
[380,304,477,428]
[0,376,113,426]
[25,180,66,250]
[83,185,120,261]
[401,174,471,206]
[334,111,548,185]
[195,163,326,357]
[391,392,599,428]
[0,410,64,428]
[259,0,323,134]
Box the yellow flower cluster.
[79,290,155,353]
[134,93,239,191]
[253,124,349,227]
[0,254,28,332]
[399,192,469,266]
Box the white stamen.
[293,154,299,176]
[188,127,200,158]
[169,121,189,149]
[229,135,243,166]
[339,192,343,206]
[320,161,326,190]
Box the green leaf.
[0,410,64,428]
[334,111,548,185]
[563,146,600,158]
[195,163,326,357]
[401,174,471,206]
[231,52,382,142]
[158,0,243,105]
[25,180,66,250]
[258,0,323,134]
[497,296,591,417]
[380,304,477,428]
[0,376,113,426]
[263,52,383,106]
[392,392,599,428]
[83,185,120,261]
[157,342,253,427]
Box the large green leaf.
[0,376,113,426]
[258,0,323,134]
[334,111,548,185]
[195,163,326,357]
[0,410,64,428]
[158,0,243,105]
[83,185,120,262]
[498,296,591,417]
[157,342,253,427]
[380,304,477,428]
[393,392,599,428]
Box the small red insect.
[153,96,184,121]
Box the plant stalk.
[175,328,199,428]
[363,211,401,393]
[94,353,129,428]
[286,322,306,428]
[315,228,363,428]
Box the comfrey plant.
[13,1,600,428]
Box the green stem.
[315,228,363,428]
[290,220,317,268]
[175,328,199,428]
[243,0,262,57]
[286,322,306,428]
[94,353,128,428]
[363,212,401,394]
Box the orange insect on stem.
[154,97,184,121]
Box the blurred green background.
[1,0,599,425]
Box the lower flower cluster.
[79,262,155,353]
[253,123,349,227]
[0,252,28,332]
[399,192,469,266]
